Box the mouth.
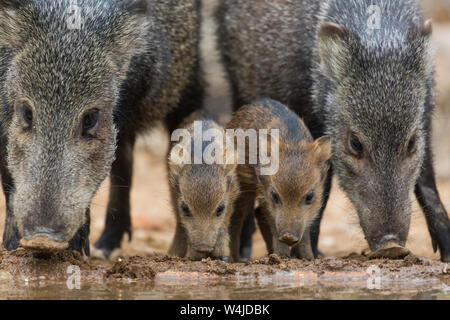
[20,234,69,251]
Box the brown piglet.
[227,99,331,261]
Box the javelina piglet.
[227,99,331,261]
[168,114,239,261]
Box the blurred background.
[0,0,449,260]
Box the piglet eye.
[215,204,225,217]
[181,203,192,217]
[304,190,315,205]
[82,109,99,136]
[271,190,281,205]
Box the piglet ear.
[0,0,29,49]
[309,136,332,164]
[317,22,351,82]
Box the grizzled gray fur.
[0,0,203,256]
[217,0,450,261]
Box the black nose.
[278,231,299,246]
[193,244,214,254]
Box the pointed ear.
[0,0,29,49]
[168,158,183,177]
[223,163,236,177]
[414,19,435,76]
[110,0,149,74]
[309,136,331,164]
[317,22,351,82]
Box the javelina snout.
[278,231,299,246]
[192,243,214,254]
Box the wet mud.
[0,248,448,299]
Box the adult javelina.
[217,0,450,261]
[0,0,202,257]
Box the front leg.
[254,206,274,254]
[229,186,255,262]
[1,139,20,251]
[168,221,188,257]
[68,208,91,256]
[415,133,450,262]
[212,227,230,262]
[309,166,333,258]
[291,228,314,260]
[274,233,291,258]
[94,131,135,258]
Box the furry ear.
[168,158,183,177]
[110,0,149,75]
[0,0,29,49]
[223,162,237,177]
[414,19,435,76]
[317,22,351,82]
[309,136,331,164]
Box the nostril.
[278,231,299,245]
[193,244,214,254]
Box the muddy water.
[0,249,449,300]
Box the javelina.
[217,0,450,261]
[226,99,331,261]
[168,113,239,261]
[0,0,203,257]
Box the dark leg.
[309,166,333,258]
[415,138,450,262]
[254,206,274,254]
[291,228,314,260]
[239,208,255,260]
[168,220,188,257]
[68,208,91,256]
[94,131,136,258]
[0,139,20,251]
[229,187,255,262]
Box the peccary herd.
[0,0,448,263]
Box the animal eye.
[215,204,225,217]
[16,100,33,129]
[181,203,192,217]
[304,190,315,205]
[349,134,363,157]
[271,190,281,205]
[82,109,99,136]
[407,136,416,154]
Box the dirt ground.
[0,0,449,299]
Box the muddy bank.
[0,248,448,283]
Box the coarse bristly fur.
[168,112,239,261]
[0,0,202,256]
[217,0,450,261]
[226,99,331,261]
